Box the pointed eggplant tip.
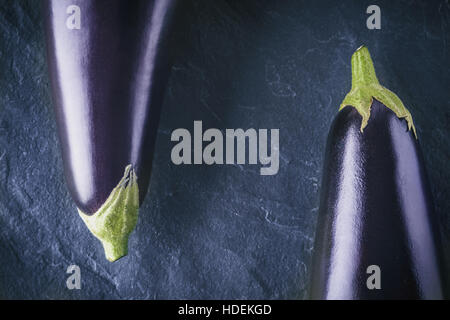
[78,164,140,262]
[102,239,129,262]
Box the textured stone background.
[0,0,449,299]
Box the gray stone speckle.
[0,0,449,299]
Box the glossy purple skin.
[43,0,178,214]
[310,100,444,299]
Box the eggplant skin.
[43,0,179,214]
[310,100,444,300]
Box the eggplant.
[309,46,444,299]
[43,0,179,261]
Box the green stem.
[340,45,417,138]
[351,46,380,88]
[78,165,139,262]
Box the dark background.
[0,0,449,299]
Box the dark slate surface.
[0,0,449,299]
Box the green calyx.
[340,45,417,138]
[78,165,139,262]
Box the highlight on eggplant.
[43,0,179,261]
[309,46,444,299]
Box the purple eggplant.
[309,46,444,299]
[43,0,179,261]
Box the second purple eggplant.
[309,46,444,299]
